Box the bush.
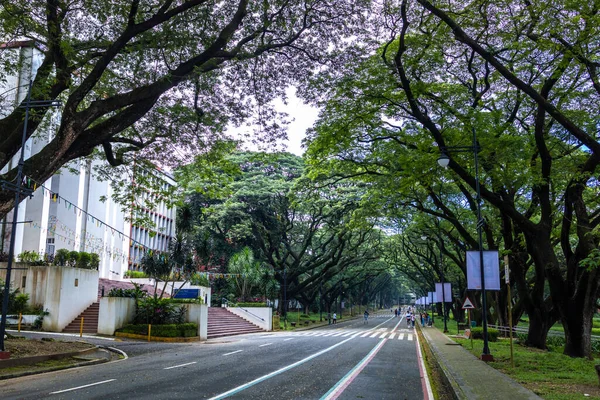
[170,298,203,304]
[470,327,499,342]
[18,250,40,264]
[236,302,267,308]
[118,323,198,337]
[108,288,138,298]
[12,293,29,314]
[123,270,149,278]
[54,249,70,266]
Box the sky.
[276,88,320,156]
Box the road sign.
[462,297,475,309]
[173,289,200,299]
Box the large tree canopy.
[0,0,370,217]
[303,0,600,357]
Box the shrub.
[135,296,175,324]
[12,293,29,314]
[123,270,149,278]
[108,288,138,298]
[236,302,267,308]
[18,250,40,264]
[169,298,203,304]
[32,308,50,330]
[67,251,80,267]
[118,323,198,337]
[470,327,499,342]
[54,249,70,266]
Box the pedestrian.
[364,310,369,324]
[406,311,411,328]
[411,313,416,328]
[394,309,398,318]
[333,312,337,324]
[420,312,425,326]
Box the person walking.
[420,312,425,326]
[411,313,416,328]
[332,312,337,324]
[364,310,369,324]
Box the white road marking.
[388,333,396,339]
[50,379,116,394]
[360,332,371,338]
[209,336,356,400]
[399,333,405,340]
[223,350,243,356]
[164,362,197,370]
[284,338,294,341]
[380,333,388,339]
[370,332,380,338]
[259,343,273,347]
[342,331,355,337]
[415,327,435,399]
[332,332,345,337]
[408,334,414,341]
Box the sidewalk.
[419,325,541,399]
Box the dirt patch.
[4,336,95,359]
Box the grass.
[430,315,600,400]
[277,306,370,330]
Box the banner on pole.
[466,250,501,290]
[435,283,452,302]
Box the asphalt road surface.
[1,313,431,400]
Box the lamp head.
[437,153,450,168]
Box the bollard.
[18,313,22,332]
[148,324,152,342]
[80,317,84,337]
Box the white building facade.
[1,41,177,279]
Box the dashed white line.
[165,362,197,370]
[223,350,243,356]
[408,334,414,341]
[369,332,380,338]
[360,332,371,338]
[284,338,294,341]
[50,379,116,394]
[259,343,273,347]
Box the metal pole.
[0,82,33,353]
[283,267,287,329]
[473,126,492,360]
[440,229,448,333]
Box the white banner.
[427,291,437,304]
[466,250,501,291]
[435,283,452,302]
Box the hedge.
[117,323,198,338]
[236,302,267,308]
[470,327,499,342]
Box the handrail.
[236,306,265,322]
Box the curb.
[416,324,463,399]
[0,346,120,381]
[115,332,200,342]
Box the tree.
[303,0,600,357]
[0,0,371,217]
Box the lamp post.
[422,232,448,332]
[437,126,492,360]
[0,81,61,353]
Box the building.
[0,40,176,279]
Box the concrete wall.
[185,304,208,340]
[97,297,136,335]
[0,263,48,307]
[42,266,99,332]
[227,307,272,331]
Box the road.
[0,313,431,399]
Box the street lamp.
[436,127,492,361]
[0,81,61,354]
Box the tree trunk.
[524,308,550,349]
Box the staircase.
[62,302,99,334]
[208,307,263,339]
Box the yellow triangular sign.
[462,297,475,309]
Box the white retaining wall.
[185,304,208,340]
[227,307,272,331]
[42,266,99,331]
[98,297,136,335]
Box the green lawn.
[429,315,600,400]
